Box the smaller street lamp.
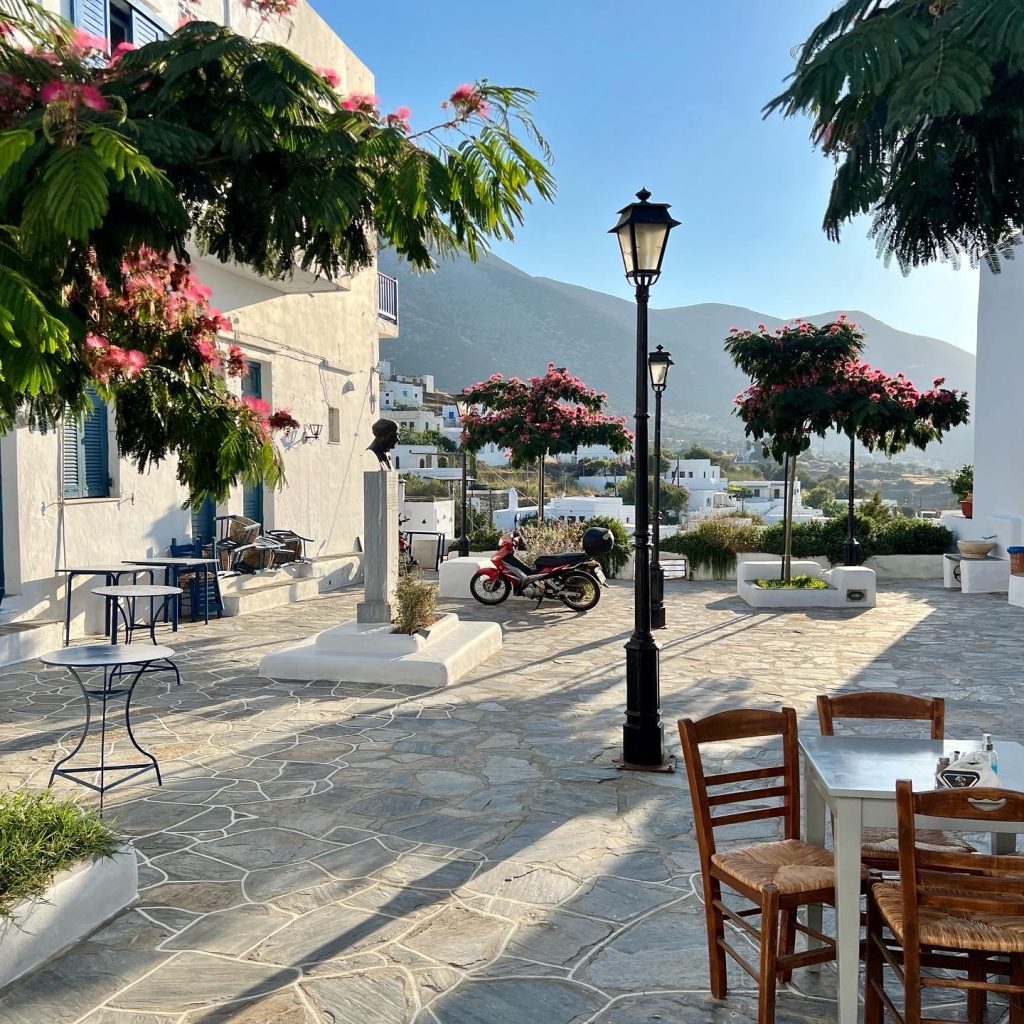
[648,345,673,629]
[454,396,471,557]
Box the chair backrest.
[817,692,944,740]
[678,707,801,866]
[895,780,1024,951]
[169,537,201,557]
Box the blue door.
[241,364,264,526]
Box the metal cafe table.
[800,735,1024,1024]
[93,584,181,644]
[40,644,176,812]
[123,557,219,625]
[55,564,157,645]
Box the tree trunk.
[537,454,546,522]
[782,453,798,583]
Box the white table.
[800,735,1024,1024]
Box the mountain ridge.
[378,250,975,464]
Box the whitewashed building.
[0,0,398,659]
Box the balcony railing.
[377,272,399,326]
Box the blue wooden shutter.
[241,363,262,399]
[82,392,110,497]
[72,0,108,40]
[130,7,165,45]
[62,415,82,499]
[192,496,216,544]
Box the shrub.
[393,572,438,634]
[819,514,877,565]
[755,575,828,590]
[468,526,502,551]
[873,519,953,556]
[662,518,763,578]
[0,790,119,921]
[519,520,583,563]
[582,515,631,576]
[760,520,826,558]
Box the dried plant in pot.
[393,572,439,635]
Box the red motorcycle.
[469,524,613,612]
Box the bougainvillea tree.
[727,318,865,580]
[829,357,969,561]
[727,316,970,578]
[0,0,554,502]
[459,364,632,521]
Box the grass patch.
[755,575,829,590]
[0,791,119,921]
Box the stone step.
[220,576,320,617]
[0,619,64,667]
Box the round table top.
[92,585,182,598]
[40,644,176,667]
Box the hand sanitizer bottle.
[983,733,998,774]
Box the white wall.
[7,0,387,633]
[973,256,1024,554]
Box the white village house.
[0,0,398,660]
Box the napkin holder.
[936,751,999,789]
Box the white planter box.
[0,846,137,989]
[737,560,876,609]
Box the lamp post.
[455,396,471,557]
[648,345,673,630]
[843,433,860,565]
[609,188,680,772]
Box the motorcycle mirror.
[514,511,521,525]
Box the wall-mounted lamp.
[303,423,323,443]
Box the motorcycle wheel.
[470,572,512,605]
[559,571,601,612]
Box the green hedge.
[662,514,952,576]
[582,515,631,577]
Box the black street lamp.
[843,433,860,565]
[609,188,680,772]
[455,396,471,557]
[648,345,673,630]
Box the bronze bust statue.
[367,418,399,469]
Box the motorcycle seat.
[534,551,591,569]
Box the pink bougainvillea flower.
[195,339,220,366]
[340,91,378,112]
[226,344,248,377]
[123,349,148,377]
[39,80,66,104]
[79,84,108,111]
[242,395,271,418]
[85,333,108,350]
[451,83,475,101]
[315,66,341,88]
[108,41,137,63]
[71,28,108,52]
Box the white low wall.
[737,560,877,609]
[0,846,137,989]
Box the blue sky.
[331,0,979,354]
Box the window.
[63,390,110,499]
[73,0,166,48]
[328,407,340,444]
[688,471,693,478]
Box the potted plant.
[946,465,974,518]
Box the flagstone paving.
[1,579,1021,1022]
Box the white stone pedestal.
[259,612,501,687]
[438,557,493,599]
[943,554,1010,593]
[1007,573,1024,609]
[357,471,398,624]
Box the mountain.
[378,250,976,465]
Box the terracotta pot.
[960,500,973,519]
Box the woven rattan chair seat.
[712,839,857,895]
[874,881,1024,953]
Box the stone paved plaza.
[1,579,1021,1023]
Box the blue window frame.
[72,0,166,48]
[63,390,110,500]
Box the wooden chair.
[817,692,975,868]
[866,779,1024,1024]
[679,707,857,1024]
